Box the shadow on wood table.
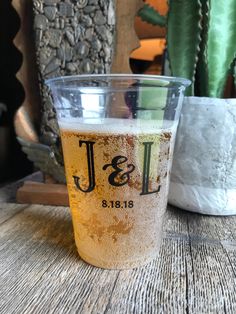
[0,203,236,313]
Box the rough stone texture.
[32,0,116,182]
[169,96,236,215]
[171,97,236,188]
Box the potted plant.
[139,1,236,215]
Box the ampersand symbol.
[103,155,135,187]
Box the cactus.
[138,0,236,98]
[138,3,166,27]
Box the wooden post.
[112,0,143,73]
[12,0,41,142]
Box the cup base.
[77,249,159,270]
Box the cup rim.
[45,73,191,90]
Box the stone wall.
[32,0,116,180]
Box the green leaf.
[137,80,168,122]
[138,4,166,27]
[205,0,236,98]
[167,0,202,96]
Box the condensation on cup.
[47,74,190,269]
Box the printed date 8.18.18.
[102,200,134,209]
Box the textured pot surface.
[169,96,236,215]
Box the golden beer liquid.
[60,119,175,269]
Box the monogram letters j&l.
[73,140,161,195]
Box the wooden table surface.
[1,202,236,313]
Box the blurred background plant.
[138,0,236,97]
[138,1,236,215]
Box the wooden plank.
[111,0,143,73]
[16,181,69,206]
[0,204,118,313]
[0,204,236,313]
[0,172,43,203]
[0,203,28,224]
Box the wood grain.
[17,181,69,206]
[111,0,144,73]
[0,172,43,203]
[0,204,236,313]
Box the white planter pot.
[169,96,236,215]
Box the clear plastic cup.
[47,74,190,269]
